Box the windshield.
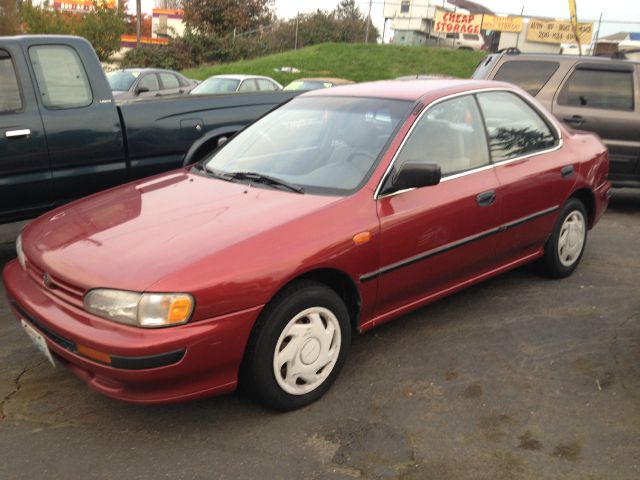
[107,71,138,91]
[190,77,240,94]
[203,96,412,195]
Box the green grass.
[182,43,485,85]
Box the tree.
[183,0,274,37]
[0,0,21,35]
[20,1,127,61]
[335,0,360,21]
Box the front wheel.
[241,281,351,411]
[540,198,588,278]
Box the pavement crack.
[0,360,46,420]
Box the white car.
[190,75,282,95]
[445,32,485,51]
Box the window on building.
[400,1,410,14]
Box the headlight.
[83,289,194,328]
[16,234,26,270]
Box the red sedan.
[3,80,611,411]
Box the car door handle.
[562,115,584,127]
[4,129,31,139]
[561,165,574,178]
[476,190,496,206]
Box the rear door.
[477,90,574,261]
[158,72,184,96]
[0,46,52,221]
[551,63,640,186]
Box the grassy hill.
[183,43,485,85]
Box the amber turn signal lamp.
[352,231,371,245]
[168,297,192,324]
[77,343,112,365]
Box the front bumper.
[3,259,262,404]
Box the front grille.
[25,261,85,308]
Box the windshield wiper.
[226,171,304,194]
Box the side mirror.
[392,162,441,190]
[135,86,149,96]
[217,136,228,147]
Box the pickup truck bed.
[0,35,298,223]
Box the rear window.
[29,45,93,109]
[557,69,634,111]
[493,60,560,96]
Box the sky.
[139,1,640,39]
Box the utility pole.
[294,12,299,50]
[136,0,142,48]
[365,0,372,43]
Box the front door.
[0,47,52,221]
[374,94,502,322]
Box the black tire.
[241,280,351,411]
[540,198,588,278]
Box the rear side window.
[29,45,92,109]
[238,80,258,92]
[493,61,559,96]
[0,50,22,113]
[257,79,278,91]
[557,69,634,111]
[477,91,557,162]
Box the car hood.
[22,170,342,292]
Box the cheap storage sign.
[434,10,482,34]
[527,19,593,44]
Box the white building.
[383,0,464,45]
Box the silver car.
[190,75,282,95]
[107,68,198,99]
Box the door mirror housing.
[392,162,441,190]
[135,86,150,96]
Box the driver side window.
[395,95,490,177]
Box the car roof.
[208,74,275,81]
[293,77,354,84]
[488,51,639,65]
[302,79,513,102]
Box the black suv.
[473,52,640,188]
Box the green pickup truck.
[0,35,299,223]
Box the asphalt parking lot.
[0,191,638,480]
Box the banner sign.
[54,0,116,12]
[434,10,482,34]
[481,14,523,33]
[527,19,593,44]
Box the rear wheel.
[241,281,351,411]
[540,198,588,278]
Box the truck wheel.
[242,281,350,411]
[541,198,588,278]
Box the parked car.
[473,51,640,188]
[107,68,198,99]
[4,79,610,411]
[190,75,282,95]
[283,77,354,91]
[0,35,300,223]
[444,32,485,51]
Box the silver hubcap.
[273,307,341,395]
[558,210,586,267]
